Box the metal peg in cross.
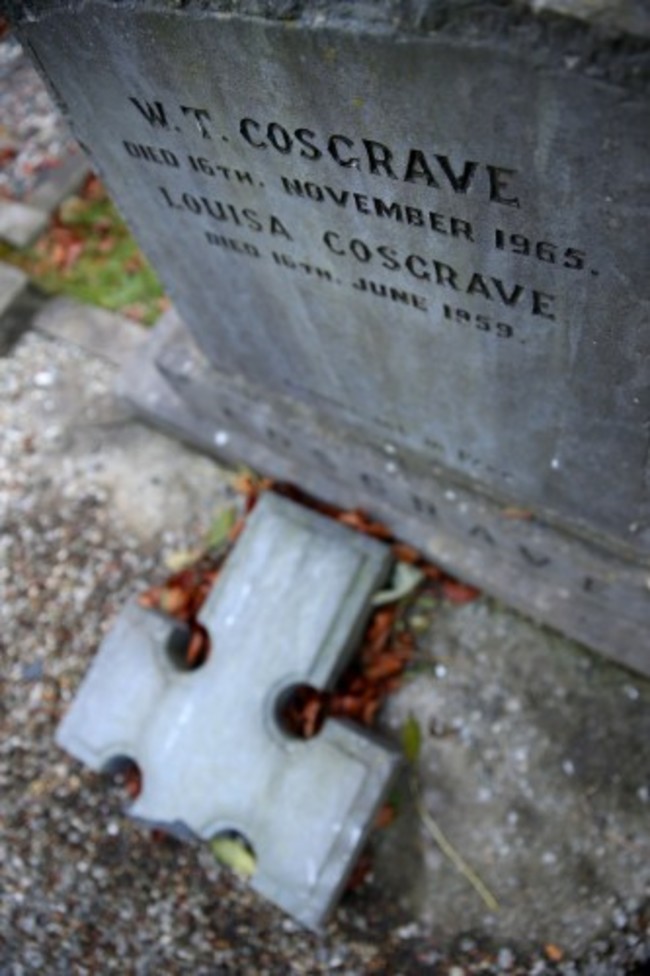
[57,493,401,929]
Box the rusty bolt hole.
[166,621,211,671]
[276,683,330,740]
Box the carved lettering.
[241,115,519,206]
[129,96,169,128]
[118,91,591,400]
[180,105,214,139]
[123,141,178,167]
[323,231,555,316]
[519,545,551,568]
[352,276,428,311]
[279,177,475,241]
[159,186,293,239]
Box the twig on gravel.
[410,774,500,914]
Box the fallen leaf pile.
[0,173,166,323]
[131,474,482,886]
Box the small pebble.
[497,947,515,970]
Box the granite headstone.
[11,1,650,674]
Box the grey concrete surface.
[33,295,148,366]
[1,321,649,972]
[382,600,650,956]
[0,199,47,248]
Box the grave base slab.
[117,311,650,679]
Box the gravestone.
[11,1,650,674]
[56,493,400,930]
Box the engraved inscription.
[322,231,556,319]
[118,94,595,352]
[108,82,608,495]
[238,117,521,207]
[280,176,476,241]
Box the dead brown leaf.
[544,944,564,963]
[391,542,420,563]
[421,563,444,581]
[337,509,393,540]
[345,852,372,891]
[0,146,17,165]
[159,585,191,617]
[123,253,146,274]
[124,765,142,799]
[83,174,106,201]
[441,580,481,604]
[228,517,246,543]
[374,803,396,830]
[502,506,533,520]
[186,624,210,669]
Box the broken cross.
[57,493,401,929]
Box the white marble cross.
[57,493,400,929]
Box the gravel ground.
[0,33,80,203]
[1,329,649,974]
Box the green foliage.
[0,180,165,324]
[401,713,422,764]
[210,835,257,878]
[204,507,237,551]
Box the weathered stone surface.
[380,595,650,955]
[13,2,650,669]
[26,151,88,214]
[118,311,650,678]
[56,492,399,929]
[34,296,147,367]
[0,199,47,247]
